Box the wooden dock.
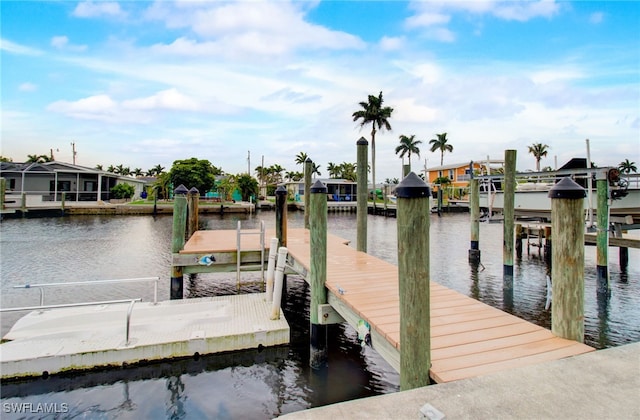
[180,228,594,384]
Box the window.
[448,169,454,180]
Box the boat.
[478,165,640,223]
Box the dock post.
[0,178,5,209]
[356,137,368,252]
[187,187,199,240]
[304,158,312,230]
[503,149,516,279]
[171,184,189,299]
[469,175,481,263]
[266,238,279,302]
[395,172,431,390]
[275,186,288,247]
[620,247,629,271]
[596,176,610,295]
[549,177,586,342]
[309,179,328,369]
[515,224,523,259]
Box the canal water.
[1,211,638,419]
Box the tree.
[395,134,422,170]
[95,164,103,170]
[429,133,453,166]
[352,91,394,207]
[311,162,322,178]
[327,162,339,178]
[132,168,143,177]
[26,154,51,163]
[111,183,135,199]
[619,159,637,174]
[527,143,549,172]
[0,156,12,162]
[236,173,259,201]
[169,158,221,194]
[295,152,308,167]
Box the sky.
[1,0,639,181]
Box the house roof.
[0,161,148,184]
[426,159,505,172]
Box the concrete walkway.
[280,341,640,419]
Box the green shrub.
[111,183,135,199]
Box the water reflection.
[1,211,639,418]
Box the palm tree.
[327,162,340,178]
[95,164,103,171]
[395,134,422,170]
[429,133,453,166]
[132,168,143,177]
[352,91,394,207]
[151,164,165,175]
[311,163,322,179]
[295,152,309,167]
[619,159,637,174]
[527,143,549,172]
[26,154,51,163]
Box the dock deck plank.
[180,228,594,383]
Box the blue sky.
[1,0,639,180]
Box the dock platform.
[179,228,594,384]
[1,294,289,379]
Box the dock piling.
[187,187,199,240]
[356,137,368,252]
[596,176,610,295]
[469,175,481,263]
[503,149,517,278]
[275,186,288,247]
[548,177,586,342]
[170,184,189,299]
[396,172,431,390]
[304,158,312,230]
[309,179,328,369]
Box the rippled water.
[1,211,638,418]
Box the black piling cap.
[305,157,313,164]
[188,187,199,194]
[357,137,368,146]
[275,185,287,195]
[310,179,327,194]
[174,184,189,195]
[548,177,586,199]
[395,172,430,198]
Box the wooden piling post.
[356,137,368,252]
[503,149,517,278]
[469,176,481,263]
[0,178,5,209]
[309,179,328,369]
[304,158,312,230]
[396,172,431,390]
[515,224,523,259]
[187,187,199,240]
[596,177,609,294]
[549,177,586,342]
[171,184,189,300]
[275,186,288,247]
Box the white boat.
[479,168,640,222]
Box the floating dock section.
[1,294,289,379]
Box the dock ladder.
[236,220,266,291]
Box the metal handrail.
[0,298,141,313]
[12,277,159,306]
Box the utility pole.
[247,150,251,175]
[70,142,77,165]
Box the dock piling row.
[356,137,368,252]
[170,184,189,299]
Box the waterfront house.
[282,178,358,202]
[0,161,147,207]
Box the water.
[1,211,639,419]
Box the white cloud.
[73,1,126,18]
[122,89,200,111]
[144,1,364,58]
[405,12,450,28]
[379,36,405,51]
[19,82,37,92]
[47,94,118,121]
[51,36,87,52]
[0,38,43,56]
